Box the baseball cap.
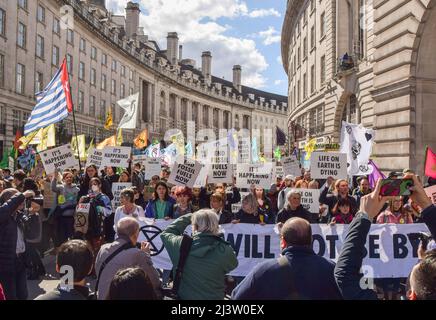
[284,175,295,181]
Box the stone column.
[175,95,181,128]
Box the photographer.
[0,188,39,300]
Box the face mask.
[91,185,100,193]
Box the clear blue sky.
[107,0,288,96]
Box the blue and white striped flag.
[24,59,72,135]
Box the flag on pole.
[116,128,123,146]
[274,147,281,161]
[304,138,317,161]
[134,129,148,149]
[18,130,39,150]
[368,159,386,189]
[71,135,86,160]
[87,138,95,155]
[424,146,436,179]
[118,93,139,129]
[104,109,113,130]
[170,132,185,156]
[13,130,23,150]
[35,124,56,152]
[276,126,287,146]
[96,135,116,149]
[24,59,72,135]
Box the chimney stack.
[166,32,179,65]
[179,45,183,61]
[201,51,212,84]
[233,65,242,92]
[125,2,140,39]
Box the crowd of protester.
[0,161,435,301]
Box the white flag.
[117,93,139,129]
[340,121,375,175]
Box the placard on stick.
[101,146,131,168]
[310,152,348,180]
[85,148,103,170]
[111,182,132,208]
[208,163,233,184]
[39,144,79,175]
[168,158,203,188]
[290,188,320,213]
[236,163,273,189]
[282,156,301,177]
[143,158,162,180]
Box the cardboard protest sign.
[310,152,348,179]
[132,154,148,165]
[425,185,436,204]
[39,144,79,174]
[85,148,103,169]
[208,163,233,184]
[168,158,203,188]
[290,188,320,213]
[236,163,273,189]
[196,138,228,164]
[101,146,131,168]
[111,182,132,208]
[142,158,162,180]
[282,156,301,177]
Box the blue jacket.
[232,246,342,300]
[145,198,176,219]
[334,204,436,300]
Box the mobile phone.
[379,178,414,197]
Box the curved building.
[282,0,436,175]
[0,0,287,157]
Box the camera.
[408,232,433,250]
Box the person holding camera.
[95,217,161,300]
[0,188,39,300]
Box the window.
[303,73,307,99]
[18,0,27,10]
[100,101,106,120]
[357,0,366,59]
[303,8,307,25]
[303,37,307,59]
[101,74,107,91]
[90,68,96,86]
[129,87,133,95]
[121,65,126,77]
[121,84,125,98]
[80,38,86,53]
[17,23,26,48]
[36,35,44,59]
[53,18,60,34]
[16,63,25,94]
[111,79,116,95]
[102,54,107,66]
[321,55,326,84]
[35,72,43,93]
[66,54,73,74]
[311,26,315,49]
[12,110,21,134]
[311,65,315,94]
[52,46,59,66]
[91,46,97,60]
[37,5,45,23]
[297,47,301,65]
[112,59,117,72]
[297,80,301,103]
[203,105,209,126]
[320,12,326,37]
[310,0,315,12]
[79,62,85,80]
[78,91,84,113]
[0,54,4,88]
[67,29,74,44]
[129,69,134,80]
[0,8,5,36]
[89,96,96,115]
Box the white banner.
[143,158,162,180]
[282,156,301,177]
[208,163,233,184]
[236,163,273,189]
[39,144,79,175]
[111,182,132,209]
[168,158,203,188]
[85,148,103,170]
[290,188,320,213]
[340,121,375,175]
[310,152,348,180]
[101,146,132,168]
[138,220,429,278]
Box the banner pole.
[69,81,82,174]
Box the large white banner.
[138,220,429,278]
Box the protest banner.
[425,185,436,204]
[196,138,228,164]
[143,158,162,180]
[272,165,284,182]
[236,163,273,189]
[168,158,202,188]
[111,182,132,208]
[310,152,348,179]
[208,163,233,184]
[289,188,320,213]
[138,220,429,278]
[101,146,131,168]
[39,144,79,174]
[282,156,301,177]
[85,148,103,169]
[132,154,148,165]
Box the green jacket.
[161,213,238,300]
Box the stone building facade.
[0,0,287,158]
[281,0,436,175]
